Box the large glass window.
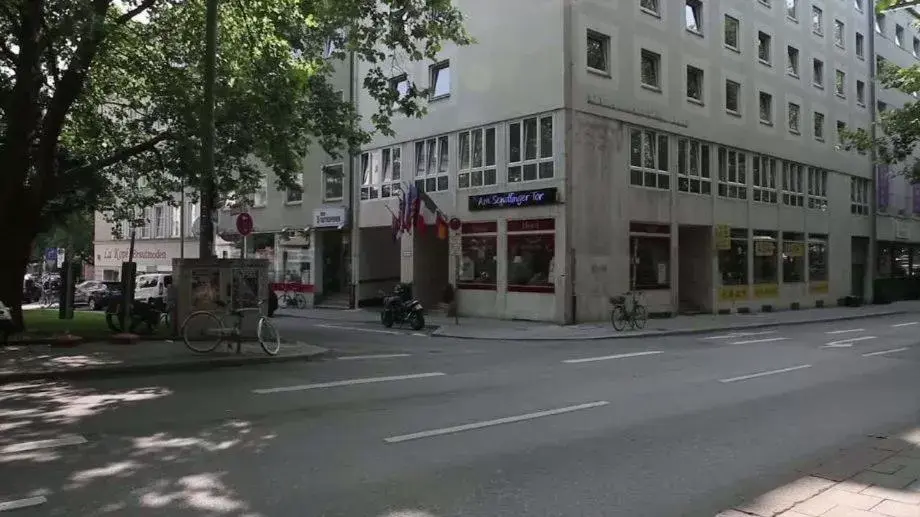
[508,115,554,183]
[507,219,555,293]
[719,228,748,285]
[380,146,401,198]
[677,138,711,195]
[782,232,806,283]
[808,234,828,282]
[752,155,777,204]
[323,164,344,201]
[629,128,670,190]
[807,167,828,210]
[415,136,449,192]
[753,230,778,284]
[629,223,670,290]
[458,222,498,290]
[360,152,379,200]
[458,127,497,188]
[717,147,747,200]
[782,162,805,206]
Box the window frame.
[786,0,798,20]
[788,102,801,134]
[834,19,845,48]
[586,30,610,74]
[814,111,825,141]
[717,147,748,200]
[835,69,846,98]
[758,31,773,65]
[323,163,345,202]
[507,219,556,294]
[640,49,662,91]
[725,79,741,115]
[414,136,450,193]
[856,32,865,59]
[629,128,671,191]
[811,6,823,36]
[787,45,800,77]
[807,167,828,211]
[458,126,498,189]
[752,155,778,204]
[782,162,805,207]
[685,0,703,35]
[724,15,741,52]
[850,177,870,215]
[813,58,824,88]
[640,0,660,17]
[686,65,704,104]
[759,91,774,125]
[429,60,450,100]
[677,137,712,195]
[508,115,555,184]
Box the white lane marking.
[719,364,812,384]
[728,337,789,345]
[412,333,427,337]
[337,353,412,361]
[0,496,47,512]
[892,322,919,328]
[0,434,87,454]
[824,336,877,348]
[315,324,400,335]
[562,350,663,364]
[384,401,610,443]
[253,372,445,394]
[825,328,864,335]
[863,347,910,357]
[702,331,776,340]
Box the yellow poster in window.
[809,281,829,294]
[753,284,779,299]
[783,242,806,257]
[715,225,731,251]
[719,285,748,301]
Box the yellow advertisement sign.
[809,281,829,294]
[753,284,779,299]
[783,242,806,257]
[715,225,731,251]
[754,240,776,257]
[719,285,748,301]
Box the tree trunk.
[0,204,40,332]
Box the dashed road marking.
[252,372,445,394]
[0,434,87,454]
[728,337,789,345]
[702,331,776,340]
[563,350,663,364]
[0,496,47,512]
[824,336,877,348]
[825,328,864,335]
[337,354,412,361]
[892,322,919,328]
[863,347,910,357]
[719,364,812,383]
[384,401,610,443]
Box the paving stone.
[778,511,812,517]
[820,507,882,517]
[837,479,874,494]
[860,486,920,505]
[851,471,918,490]
[812,448,899,482]
[790,495,837,515]
[872,500,920,517]
[716,510,754,517]
[736,476,836,517]
[871,459,910,476]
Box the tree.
[0,0,472,329]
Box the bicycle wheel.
[611,305,629,331]
[257,317,281,355]
[295,294,307,309]
[181,311,223,353]
[632,305,648,330]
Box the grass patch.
[21,309,169,339]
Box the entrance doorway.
[413,227,450,309]
[678,225,712,314]
[851,236,868,301]
[317,230,350,307]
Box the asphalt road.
[3,314,920,516]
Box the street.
[3,314,920,516]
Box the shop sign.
[809,281,829,294]
[99,247,170,262]
[783,242,806,257]
[754,240,776,257]
[753,284,779,299]
[719,285,748,301]
[468,187,558,211]
[461,221,498,234]
[715,225,731,251]
[313,206,348,229]
[507,218,555,232]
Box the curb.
[0,348,331,384]
[430,310,910,341]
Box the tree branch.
[63,131,173,177]
[116,0,158,25]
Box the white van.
[135,273,172,304]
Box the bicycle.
[278,290,306,309]
[609,291,648,331]
[181,299,280,355]
[39,287,59,308]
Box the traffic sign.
[236,213,254,236]
[448,217,461,231]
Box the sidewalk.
[0,340,328,384]
[718,427,920,517]
[275,301,920,341]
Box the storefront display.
[506,218,555,293]
[629,222,670,290]
[459,222,498,290]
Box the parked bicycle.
[610,291,648,331]
[278,289,306,309]
[39,288,59,308]
[181,299,280,355]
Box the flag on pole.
[403,185,416,231]
[416,209,426,235]
[436,213,449,240]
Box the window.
[429,61,450,99]
[915,38,920,57]
[856,80,865,106]
[786,0,797,19]
[835,69,846,97]
[782,162,805,206]
[787,46,800,76]
[836,120,847,145]
[677,138,711,195]
[753,231,778,285]
[507,219,555,293]
[782,232,806,283]
[171,205,181,238]
[809,235,828,283]
[807,167,828,210]
[725,79,741,114]
[719,228,748,286]
[855,0,864,11]
[414,136,449,192]
[586,31,610,73]
[758,31,772,65]
[686,65,704,103]
[856,33,865,59]
[253,177,268,207]
[717,147,748,200]
[380,146,401,197]
[629,128,670,190]
[508,116,554,183]
[814,111,825,140]
[876,13,885,35]
[389,74,409,110]
[286,185,303,204]
[640,49,661,90]
[813,58,824,88]
[640,0,659,16]
[323,164,344,201]
[834,20,845,48]
[458,127,497,188]
[685,0,703,33]
[154,206,165,238]
[851,177,870,215]
[878,100,887,113]
[630,223,670,290]
[724,15,740,51]
[458,222,497,290]
[812,6,823,35]
[360,152,379,200]
[752,156,778,204]
[759,91,773,124]
[788,102,800,134]
[896,25,905,47]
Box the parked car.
[74,281,122,311]
[134,273,172,304]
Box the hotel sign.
[468,187,558,211]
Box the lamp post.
[198,0,219,259]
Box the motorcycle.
[105,299,165,335]
[380,283,425,331]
